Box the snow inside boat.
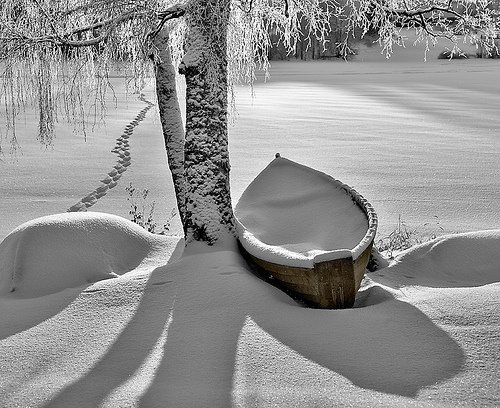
[234,156,378,308]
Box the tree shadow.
[33,242,465,407]
[42,240,184,408]
[138,245,465,406]
[253,283,465,397]
[0,288,84,341]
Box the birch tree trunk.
[154,27,187,232]
[180,0,234,244]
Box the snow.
[67,97,154,213]
[375,230,500,288]
[228,59,500,240]
[235,156,373,267]
[0,80,181,242]
[0,212,175,298]
[0,214,498,406]
[0,38,500,405]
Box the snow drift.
[0,212,173,298]
[379,230,500,288]
[0,213,498,406]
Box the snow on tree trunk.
[154,27,187,231]
[180,0,234,244]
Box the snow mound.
[234,157,374,268]
[0,212,169,298]
[388,230,500,287]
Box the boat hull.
[235,156,377,309]
[239,239,374,309]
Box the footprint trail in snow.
[68,94,154,212]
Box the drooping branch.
[284,0,290,18]
[334,0,500,58]
[1,3,186,52]
[0,0,188,141]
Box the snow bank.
[0,227,498,406]
[383,230,500,287]
[0,212,172,298]
[234,157,376,267]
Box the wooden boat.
[234,156,377,309]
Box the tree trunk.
[154,27,187,232]
[180,0,234,244]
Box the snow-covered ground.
[0,85,180,242]
[0,40,499,406]
[0,213,498,407]
[229,56,500,240]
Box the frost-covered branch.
[0,0,186,147]
[339,0,499,57]
[229,0,336,85]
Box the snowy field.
[0,41,499,407]
[230,55,500,240]
[1,43,500,241]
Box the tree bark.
[154,27,187,232]
[180,0,234,244]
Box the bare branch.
[151,4,187,39]
[2,3,186,50]
[61,10,146,47]
[31,0,62,40]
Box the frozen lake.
[230,59,500,239]
[1,56,500,241]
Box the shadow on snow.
[38,241,465,406]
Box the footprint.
[96,185,108,194]
[68,202,87,212]
[81,193,97,203]
[67,94,154,212]
[84,198,97,207]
